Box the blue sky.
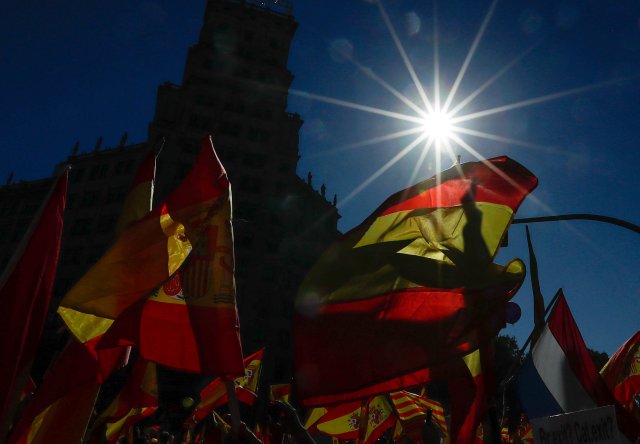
[2,0,640,355]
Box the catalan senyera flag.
[0,171,67,433]
[601,331,640,422]
[194,349,263,421]
[58,148,157,380]
[295,156,537,405]
[60,137,243,376]
[390,391,447,438]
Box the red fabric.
[449,346,493,444]
[99,298,242,375]
[6,339,100,444]
[548,294,640,441]
[130,149,156,187]
[602,331,640,420]
[193,349,263,421]
[0,172,67,427]
[62,136,232,321]
[379,157,537,217]
[295,281,519,406]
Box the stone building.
[0,0,340,383]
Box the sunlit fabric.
[516,292,640,442]
[294,156,537,406]
[59,137,243,376]
[601,331,640,423]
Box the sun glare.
[287,0,620,208]
[420,110,455,144]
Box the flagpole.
[513,214,640,235]
[225,379,241,434]
[499,288,562,389]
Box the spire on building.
[118,132,128,148]
[71,141,80,157]
[320,183,326,198]
[94,136,103,152]
[5,172,14,186]
[333,194,337,206]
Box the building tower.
[0,0,339,383]
[148,0,339,380]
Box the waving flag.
[295,156,537,405]
[516,292,640,441]
[60,137,243,376]
[92,358,159,444]
[601,331,640,421]
[194,349,263,421]
[0,171,67,435]
[59,148,157,379]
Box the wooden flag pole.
[225,379,241,434]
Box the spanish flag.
[92,358,159,444]
[194,349,264,421]
[58,147,157,378]
[0,171,67,434]
[313,396,395,443]
[294,157,537,405]
[59,136,243,376]
[601,331,640,422]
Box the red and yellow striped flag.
[60,137,243,376]
[295,157,537,406]
[194,349,263,421]
[58,148,156,378]
[601,331,640,422]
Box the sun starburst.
[288,0,629,209]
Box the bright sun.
[420,111,455,144]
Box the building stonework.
[0,0,339,382]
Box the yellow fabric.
[463,349,482,378]
[316,406,361,436]
[57,307,113,344]
[304,407,328,430]
[363,396,394,443]
[22,382,100,444]
[116,181,154,234]
[59,193,227,321]
[238,355,261,393]
[355,203,512,263]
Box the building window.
[89,164,109,180]
[72,218,93,236]
[69,168,85,183]
[81,191,101,208]
[105,187,127,204]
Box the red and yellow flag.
[517,414,533,444]
[313,396,394,443]
[93,358,159,444]
[59,149,157,380]
[0,171,67,435]
[601,331,640,422]
[60,137,243,376]
[295,157,537,405]
[6,339,101,444]
[194,349,263,421]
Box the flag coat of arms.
[294,156,537,405]
[59,137,243,376]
